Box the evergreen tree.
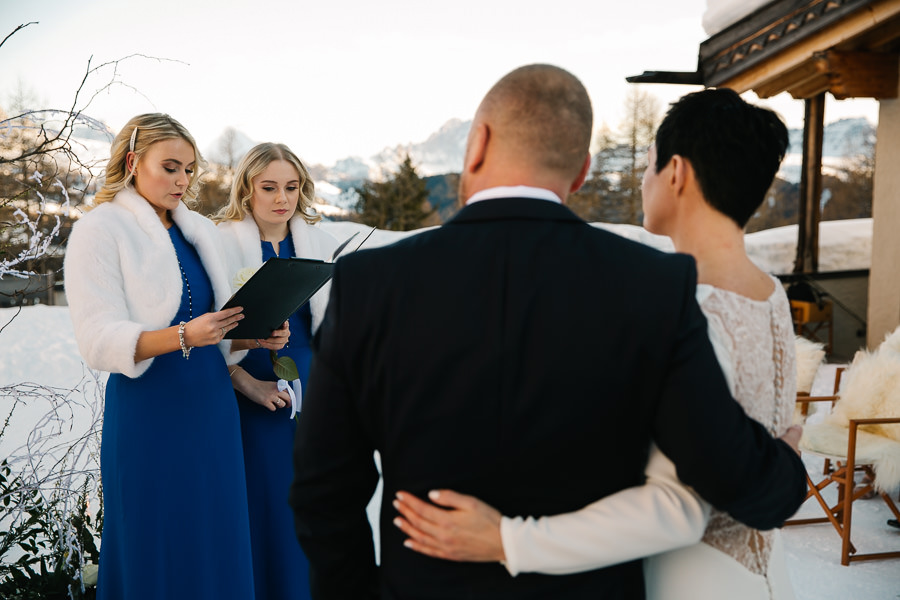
[354,154,433,231]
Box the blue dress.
[236,235,313,600]
[98,224,255,599]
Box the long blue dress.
[98,224,255,599]
[236,235,313,600]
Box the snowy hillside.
[779,118,874,183]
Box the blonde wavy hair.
[93,113,207,206]
[214,142,320,225]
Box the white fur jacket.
[216,214,339,334]
[64,185,244,378]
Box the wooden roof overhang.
[629,0,900,274]
[700,0,900,100]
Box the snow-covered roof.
[703,0,772,36]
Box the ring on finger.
[221,327,226,337]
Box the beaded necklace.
[176,256,193,319]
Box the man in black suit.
[289,64,806,600]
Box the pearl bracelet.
[178,321,191,359]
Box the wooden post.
[867,73,900,348]
[794,93,825,274]
[46,270,55,306]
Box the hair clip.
[129,126,138,153]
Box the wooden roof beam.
[735,49,898,99]
[715,0,900,93]
[823,49,899,97]
[754,59,830,97]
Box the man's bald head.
[476,64,593,180]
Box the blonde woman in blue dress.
[393,89,800,600]
[64,113,255,599]
[216,142,338,600]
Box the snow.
[703,0,772,36]
[744,218,872,274]
[1,221,897,594]
[318,218,873,275]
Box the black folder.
[222,257,334,339]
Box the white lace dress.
[500,277,797,600]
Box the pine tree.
[355,154,433,231]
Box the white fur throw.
[793,336,826,425]
[794,336,825,394]
[829,350,900,444]
[801,422,900,493]
[809,324,900,491]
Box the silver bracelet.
[178,321,191,359]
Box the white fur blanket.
[795,336,825,395]
[804,325,900,491]
[801,423,900,493]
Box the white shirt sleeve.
[497,287,742,577]
[499,444,711,576]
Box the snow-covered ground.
[2,302,898,596]
[317,217,873,276]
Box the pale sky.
[1,0,880,167]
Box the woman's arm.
[133,307,245,362]
[499,445,709,575]
[393,444,710,575]
[229,366,293,411]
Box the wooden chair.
[791,299,834,355]
[786,360,900,565]
[793,336,830,427]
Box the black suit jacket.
[290,197,807,600]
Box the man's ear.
[463,122,489,174]
[569,154,592,194]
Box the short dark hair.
[654,88,788,228]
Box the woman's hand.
[780,424,802,455]
[392,489,505,562]
[258,321,290,350]
[184,306,244,348]
[133,307,244,363]
[231,321,290,352]
[230,367,292,411]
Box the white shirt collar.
[465,186,562,206]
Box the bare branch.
[0,54,186,169]
[0,22,37,52]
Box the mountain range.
[66,114,876,211]
[312,115,875,190]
